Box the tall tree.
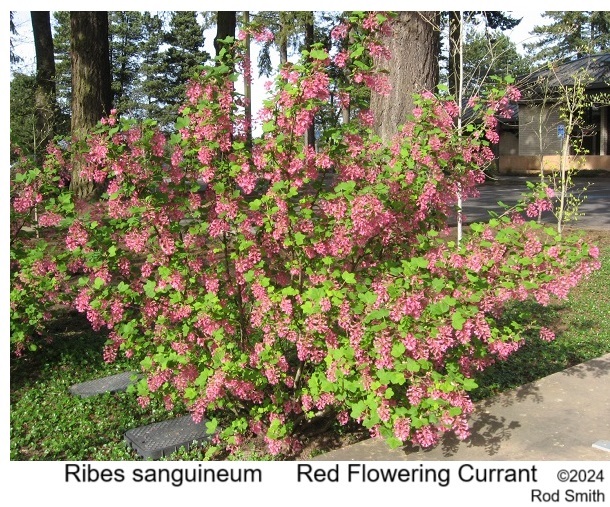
[140,11,208,127]
[10,12,22,65]
[214,11,237,57]
[304,12,316,148]
[462,29,531,97]
[371,11,440,142]
[138,12,165,122]
[31,11,57,160]
[109,11,145,117]
[525,11,610,65]
[10,73,37,161]
[69,11,112,198]
[447,11,520,98]
[52,11,73,118]
[255,11,325,76]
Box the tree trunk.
[31,11,57,161]
[214,11,237,57]
[70,11,112,199]
[243,11,252,149]
[304,12,316,149]
[278,12,289,65]
[371,12,440,143]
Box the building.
[498,52,610,174]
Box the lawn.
[10,229,610,461]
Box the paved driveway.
[461,174,610,230]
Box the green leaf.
[452,310,466,331]
[350,400,367,419]
[341,271,356,284]
[144,279,156,298]
[350,45,365,59]
[386,436,404,449]
[176,116,189,129]
[358,291,377,305]
[262,121,276,133]
[411,257,429,269]
[391,341,406,358]
[206,418,219,434]
[309,48,329,60]
[406,357,420,372]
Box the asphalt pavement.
[460,174,610,230]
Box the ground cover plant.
[10,12,601,458]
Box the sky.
[10,10,548,76]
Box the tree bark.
[31,11,57,160]
[214,11,237,57]
[243,11,252,149]
[304,12,316,149]
[70,11,112,199]
[371,12,440,143]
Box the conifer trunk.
[70,11,112,199]
[371,12,440,143]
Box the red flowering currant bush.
[10,13,600,455]
[10,146,75,356]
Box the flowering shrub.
[10,147,74,356]
[10,12,600,455]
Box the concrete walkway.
[316,353,610,461]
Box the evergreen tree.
[31,11,58,161]
[462,29,531,96]
[140,11,209,127]
[138,12,166,122]
[52,11,71,118]
[69,11,112,198]
[10,12,22,65]
[525,11,610,64]
[372,12,441,142]
[10,73,37,161]
[109,11,145,117]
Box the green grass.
[10,231,610,460]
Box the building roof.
[519,52,610,91]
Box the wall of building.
[518,104,563,156]
[499,155,610,174]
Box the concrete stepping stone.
[125,415,212,460]
[592,440,610,453]
[69,371,142,398]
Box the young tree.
[69,11,112,198]
[371,11,440,142]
